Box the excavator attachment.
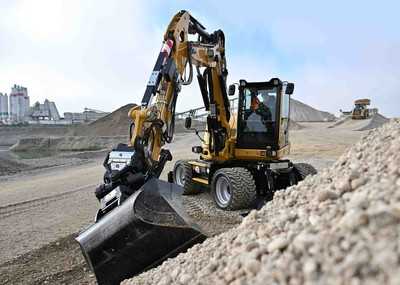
[76,179,206,285]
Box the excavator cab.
[235,78,294,151]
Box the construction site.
[0,6,399,285]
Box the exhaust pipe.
[76,179,206,285]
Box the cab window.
[242,87,277,133]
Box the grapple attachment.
[76,179,206,285]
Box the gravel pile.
[70,104,136,137]
[290,99,336,122]
[355,113,389,131]
[329,114,389,131]
[124,119,400,285]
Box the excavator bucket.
[76,179,206,285]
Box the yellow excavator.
[76,10,316,284]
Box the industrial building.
[0,84,109,125]
[29,99,61,122]
[9,85,30,123]
[0,93,8,123]
[64,108,109,124]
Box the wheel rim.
[215,175,231,207]
[175,165,185,186]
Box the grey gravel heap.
[124,119,400,285]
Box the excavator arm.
[128,10,231,176]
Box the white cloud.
[0,0,163,114]
[0,1,399,118]
[3,0,83,44]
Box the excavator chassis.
[173,159,316,210]
[76,179,206,285]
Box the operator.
[252,91,273,121]
[246,91,272,132]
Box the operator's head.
[250,91,260,111]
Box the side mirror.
[285,83,294,95]
[228,84,236,96]
[185,117,192,129]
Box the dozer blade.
[76,179,206,285]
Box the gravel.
[124,119,400,285]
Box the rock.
[205,262,218,274]
[244,259,261,275]
[267,237,290,252]
[335,179,352,194]
[349,169,360,180]
[318,190,339,202]
[170,268,180,279]
[339,210,369,230]
[303,259,317,276]
[159,276,173,285]
[348,192,369,209]
[179,274,192,284]
[368,207,400,228]
[350,177,368,190]
[245,241,260,252]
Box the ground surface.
[0,122,366,284]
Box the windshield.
[242,87,277,133]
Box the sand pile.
[125,119,400,285]
[70,103,204,136]
[290,99,336,122]
[70,104,136,137]
[329,114,389,131]
[355,113,389,131]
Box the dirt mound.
[290,99,336,122]
[125,119,400,285]
[11,136,126,152]
[0,125,70,146]
[355,113,389,131]
[0,157,28,176]
[71,104,136,137]
[329,114,389,131]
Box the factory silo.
[0,93,8,123]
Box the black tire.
[211,168,257,210]
[173,160,199,195]
[293,163,317,181]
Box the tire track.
[0,184,96,220]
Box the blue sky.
[0,0,399,117]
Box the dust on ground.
[0,234,96,285]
